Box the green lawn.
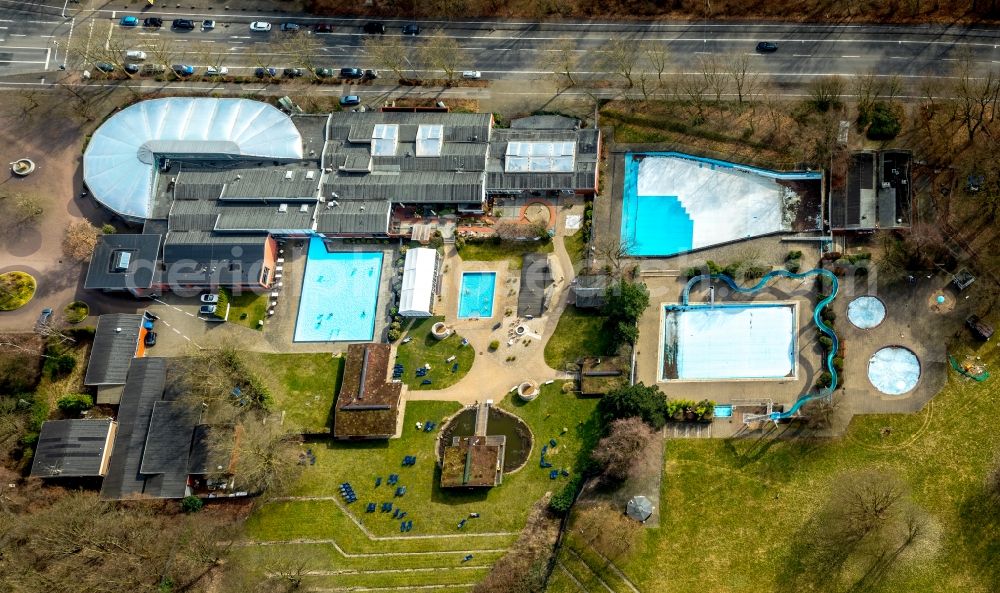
[220,287,268,329]
[243,389,600,589]
[543,306,612,369]
[554,339,1000,593]
[0,271,36,311]
[395,317,475,390]
[247,353,344,433]
[563,230,587,266]
[458,239,554,267]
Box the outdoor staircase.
[666,423,712,439]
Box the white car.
[250,21,271,32]
[205,66,229,76]
[125,50,147,61]
[461,70,482,79]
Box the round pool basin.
[848,296,886,329]
[868,347,920,395]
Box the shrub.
[64,301,89,324]
[598,383,668,429]
[822,251,842,261]
[818,336,834,351]
[488,340,500,351]
[64,326,96,341]
[45,353,76,380]
[387,329,402,342]
[181,495,204,513]
[549,474,583,515]
[786,250,803,261]
[57,393,93,414]
[866,102,902,140]
[101,223,116,235]
[815,371,833,389]
[390,321,402,331]
[833,356,844,372]
[785,261,801,273]
[706,260,724,275]
[682,266,702,279]
[821,309,836,322]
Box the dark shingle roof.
[315,200,390,235]
[334,344,401,439]
[162,233,267,286]
[30,419,115,478]
[324,171,485,203]
[518,253,551,318]
[84,234,163,291]
[84,314,144,386]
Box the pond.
[439,407,532,472]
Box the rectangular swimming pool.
[660,303,797,381]
[457,271,496,319]
[294,238,384,342]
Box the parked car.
[280,22,300,32]
[363,69,379,79]
[143,17,163,28]
[37,308,53,326]
[756,41,778,53]
[340,67,364,79]
[461,70,482,79]
[314,67,334,78]
[200,293,219,304]
[363,21,386,34]
[172,19,195,30]
[314,23,334,33]
[250,21,272,32]
[141,63,167,75]
[204,66,229,76]
[202,20,215,30]
[172,64,196,76]
[95,62,115,72]
[124,63,140,74]
[283,67,304,78]
[125,50,147,61]
[144,331,157,347]
[119,15,139,27]
[199,304,217,316]
[340,95,361,106]
[401,23,421,35]
[255,67,277,78]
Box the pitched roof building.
[333,344,402,439]
[30,419,117,479]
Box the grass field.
[543,307,612,369]
[552,339,1000,593]
[248,353,344,433]
[243,389,600,590]
[458,238,554,268]
[563,230,587,266]
[395,317,475,390]
[220,287,268,330]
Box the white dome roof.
[83,98,303,220]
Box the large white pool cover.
[868,347,920,395]
[848,296,886,329]
[668,304,796,380]
[83,98,303,220]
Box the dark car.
[314,23,334,33]
[172,64,195,76]
[339,95,361,106]
[144,331,157,347]
[756,41,778,53]
[283,67,304,78]
[314,67,334,78]
[199,304,217,316]
[124,63,140,74]
[363,69,379,79]
[363,21,385,34]
[340,67,364,79]
[255,67,277,78]
[95,62,115,72]
[143,17,163,28]
[402,23,420,35]
[172,19,195,30]
[37,308,53,327]
[280,22,300,32]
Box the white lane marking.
[44,47,49,69]
[841,55,861,58]
[40,35,55,38]
[0,59,47,64]
[889,56,906,59]
[11,33,26,37]
[793,54,812,57]
[172,327,182,335]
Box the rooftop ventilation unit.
[278,203,288,212]
[299,204,309,212]
[284,170,294,180]
[305,170,316,180]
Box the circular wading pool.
[438,407,532,472]
[848,296,886,329]
[868,347,921,395]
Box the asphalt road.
[2,0,1000,90]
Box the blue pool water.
[294,238,383,342]
[458,272,497,319]
[713,405,734,418]
[622,194,694,257]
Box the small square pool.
[458,271,496,319]
[294,238,384,342]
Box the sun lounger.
[421,379,432,385]
[549,470,559,479]
[549,439,557,447]
[366,503,376,512]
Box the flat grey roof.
[30,419,114,478]
[518,253,551,317]
[84,314,144,386]
[84,234,162,291]
[214,203,315,232]
[324,171,485,203]
[315,200,391,234]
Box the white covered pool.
[661,303,798,381]
[868,347,920,395]
[848,296,886,329]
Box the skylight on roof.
[504,141,576,173]
[371,124,399,157]
[415,124,444,157]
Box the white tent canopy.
[399,248,438,317]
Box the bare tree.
[542,37,580,87]
[572,504,642,564]
[493,219,547,241]
[212,413,303,498]
[726,53,759,106]
[62,219,100,262]
[418,30,466,81]
[677,71,710,118]
[0,194,44,233]
[601,39,639,88]
[808,75,845,112]
[951,59,1000,143]
[699,54,727,104]
[364,35,410,81]
[855,70,883,122]
[591,235,635,279]
[591,417,655,484]
[642,41,670,85]
[275,33,325,76]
